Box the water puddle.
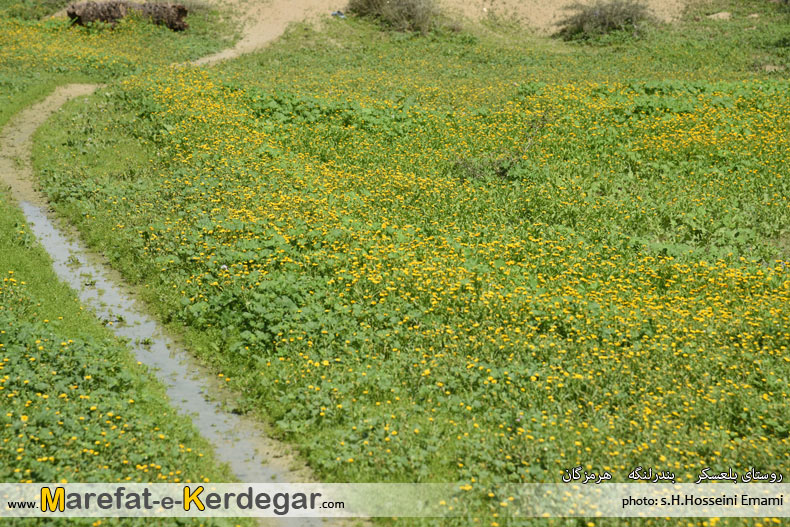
[1,82,337,526]
[19,200,323,526]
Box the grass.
[0,2,235,129]
[10,0,790,524]
[0,190,248,526]
[0,0,71,20]
[30,0,790,514]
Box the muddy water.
[2,86,324,525]
[18,203,326,526]
[19,201,282,479]
[19,204,328,527]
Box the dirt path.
[197,0,697,59]
[0,84,97,206]
[0,84,327,526]
[53,0,698,64]
[193,0,343,65]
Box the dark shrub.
[555,0,654,41]
[347,0,438,33]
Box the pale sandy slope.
[193,0,344,64]
[195,0,696,64]
[440,0,695,33]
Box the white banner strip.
[1,483,788,518]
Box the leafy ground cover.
[0,191,246,526]
[26,0,790,524]
[0,0,233,129]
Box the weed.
[0,0,245,510]
[347,0,438,33]
[13,0,790,519]
[0,194,240,522]
[554,0,654,41]
[450,112,551,182]
[37,13,790,500]
[0,0,70,19]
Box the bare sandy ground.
[193,0,344,64]
[0,84,99,206]
[191,0,699,65]
[440,0,695,33]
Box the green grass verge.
[0,4,249,525]
[0,190,250,526]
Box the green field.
[3,0,790,524]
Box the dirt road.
[193,0,344,65]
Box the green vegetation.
[0,191,244,526]
[0,3,249,525]
[31,3,790,519]
[0,0,70,20]
[0,0,234,128]
[1,0,788,523]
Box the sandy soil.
[193,0,344,65]
[440,0,695,33]
[191,0,698,64]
